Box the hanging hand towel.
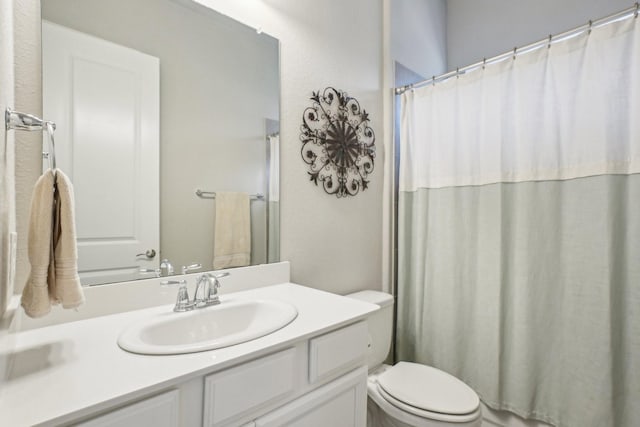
[21,169,84,318]
[21,170,55,317]
[213,192,251,269]
[50,170,84,309]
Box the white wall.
[41,0,279,273]
[392,0,447,79]
[192,0,385,295]
[447,0,633,70]
[4,0,42,308]
[13,0,41,295]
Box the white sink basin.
[118,299,298,355]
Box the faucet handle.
[160,279,183,286]
[209,272,229,293]
[172,280,195,312]
[182,263,202,275]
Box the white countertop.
[0,283,378,427]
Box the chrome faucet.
[160,259,175,276]
[162,272,230,312]
[194,272,230,307]
[139,258,176,278]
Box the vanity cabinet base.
[254,366,367,427]
[61,321,368,427]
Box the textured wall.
[13,0,41,294]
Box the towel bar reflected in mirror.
[195,189,265,200]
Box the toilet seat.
[373,362,481,423]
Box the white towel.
[213,192,251,269]
[21,169,84,318]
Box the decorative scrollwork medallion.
[300,87,375,198]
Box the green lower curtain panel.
[396,174,640,427]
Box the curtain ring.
[588,19,593,34]
[513,47,517,60]
[635,2,639,19]
[482,57,487,70]
[456,67,460,79]
[547,34,553,49]
[431,76,436,86]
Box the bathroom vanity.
[0,282,377,426]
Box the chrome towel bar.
[5,108,57,170]
[195,189,265,200]
[5,108,55,132]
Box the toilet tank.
[345,290,394,369]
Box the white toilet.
[346,290,482,427]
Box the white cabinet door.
[42,21,160,285]
[204,348,297,426]
[75,390,179,427]
[308,321,368,383]
[254,367,367,427]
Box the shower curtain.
[396,17,640,427]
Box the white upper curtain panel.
[399,18,640,191]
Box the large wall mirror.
[41,0,280,286]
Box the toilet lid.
[377,362,480,415]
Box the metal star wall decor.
[299,87,376,198]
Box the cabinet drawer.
[308,322,368,383]
[75,390,179,427]
[204,348,297,426]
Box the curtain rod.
[395,3,640,95]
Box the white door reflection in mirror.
[43,21,159,285]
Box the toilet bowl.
[346,291,482,427]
